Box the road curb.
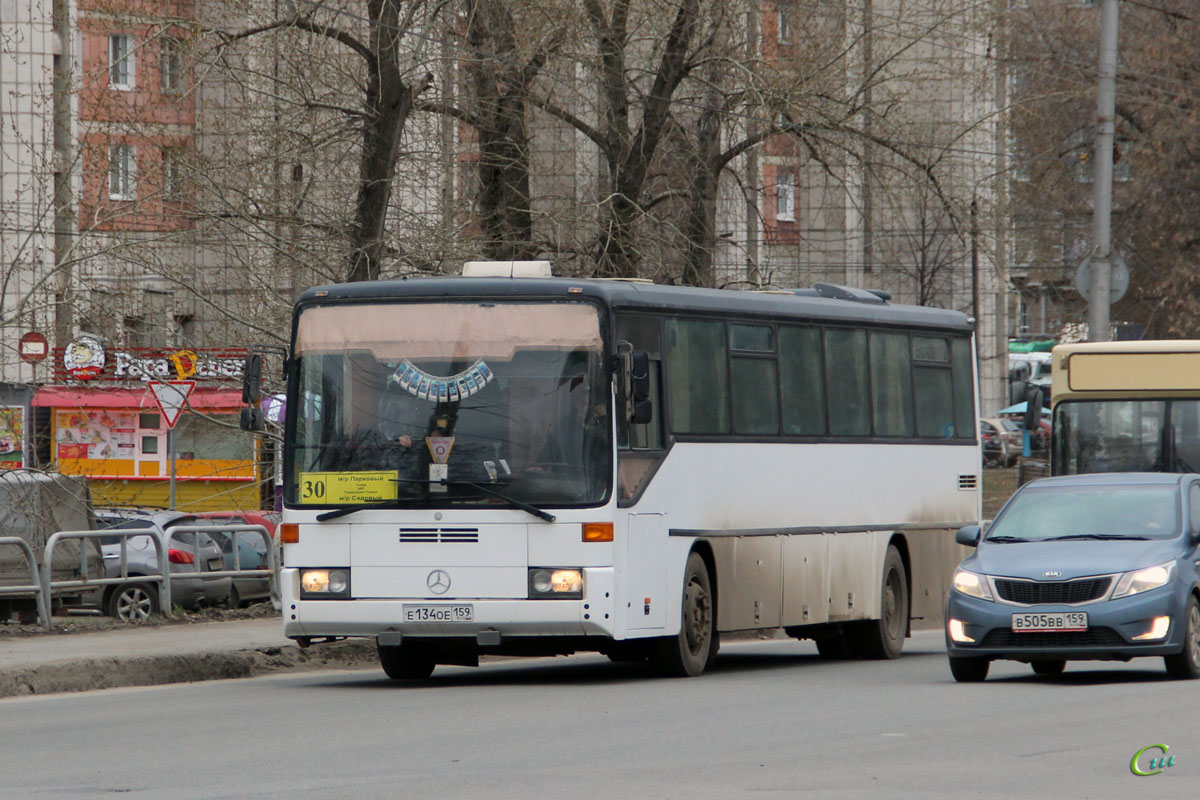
[0,639,379,698]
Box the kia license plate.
[1011,611,1087,632]
[402,604,473,622]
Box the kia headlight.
[1112,561,1175,599]
[952,569,993,601]
[300,568,351,599]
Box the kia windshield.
[286,300,611,508]
[987,484,1180,542]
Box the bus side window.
[615,314,663,451]
[616,314,666,505]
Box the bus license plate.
[403,604,473,623]
[1011,612,1087,632]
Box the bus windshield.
[1052,399,1200,475]
[287,300,611,507]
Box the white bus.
[264,263,980,679]
[1051,340,1200,475]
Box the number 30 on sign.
[298,472,397,504]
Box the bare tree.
[213,0,444,283]
[1004,0,1200,337]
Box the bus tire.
[814,631,854,659]
[850,545,908,660]
[378,644,436,680]
[654,552,715,677]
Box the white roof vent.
[462,260,553,278]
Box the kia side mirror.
[955,524,981,547]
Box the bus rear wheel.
[378,644,436,680]
[849,545,908,659]
[654,552,715,677]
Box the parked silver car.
[95,509,232,621]
[191,511,279,607]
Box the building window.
[109,145,136,199]
[175,315,196,347]
[777,10,793,44]
[161,37,183,94]
[109,34,134,89]
[123,315,148,348]
[162,148,185,201]
[776,172,795,222]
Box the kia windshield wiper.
[315,479,555,523]
[1041,533,1152,541]
[984,535,1031,543]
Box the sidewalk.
[0,617,377,698]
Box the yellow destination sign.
[298,471,397,504]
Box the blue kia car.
[946,472,1200,682]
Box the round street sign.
[18,331,49,364]
[1075,254,1129,304]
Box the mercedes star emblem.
[427,569,451,595]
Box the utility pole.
[1087,0,1119,342]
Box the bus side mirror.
[618,342,653,425]
[240,354,265,432]
[955,525,981,547]
[628,350,652,425]
[240,407,264,432]
[1023,386,1043,431]
[242,353,263,405]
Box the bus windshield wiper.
[1042,533,1151,541]
[984,535,1030,543]
[315,480,556,523]
[316,500,406,522]
[442,480,556,523]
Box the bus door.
[625,513,667,630]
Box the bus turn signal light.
[281,523,299,543]
[582,522,613,542]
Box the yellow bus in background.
[1050,340,1200,475]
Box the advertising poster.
[55,410,137,460]
[0,406,23,468]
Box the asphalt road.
[1,630,1196,799]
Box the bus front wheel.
[378,644,436,680]
[654,552,715,677]
[849,545,909,660]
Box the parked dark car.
[190,511,280,607]
[95,509,232,621]
[946,472,1200,681]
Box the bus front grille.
[399,528,480,544]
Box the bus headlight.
[1113,561,1175,599]
[528,568,583,599]
[300,568,351,599]
[952,569,993,601]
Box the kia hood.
[964,538,1185,581]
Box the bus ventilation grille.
[399,528,480,543]
[958,474,978,490]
